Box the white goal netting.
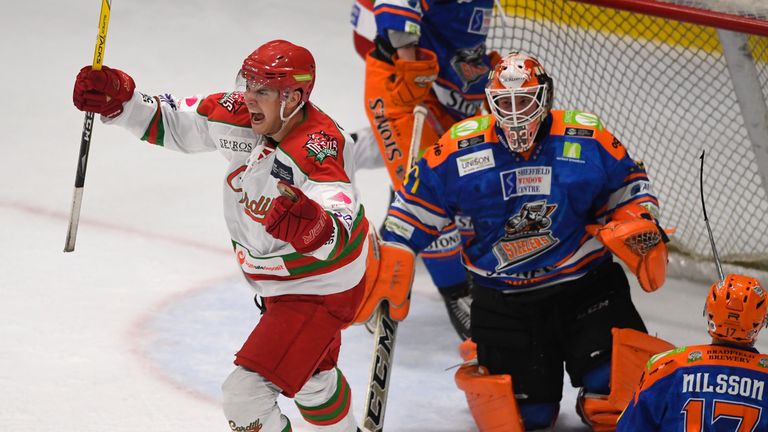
[487,0,768,281]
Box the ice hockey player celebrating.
[351,0,499,340]
[72,40,369,432]
[380,51,672,430]
[617,274,768,431]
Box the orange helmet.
[238,39,316,103]
[485,51,553,153]
[704,274,768,344]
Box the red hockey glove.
[264,181,334,254]
[73,65,135,118]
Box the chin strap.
[267,99,305,139]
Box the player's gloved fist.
[389,47,438,107]
[73,65,135,118]
[264,181,333,254]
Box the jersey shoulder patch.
[197,92,251,126]
[549,109,626,160]
[424,114,496,168]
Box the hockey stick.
[362,104,428,432]
[64,0,113,252]
[699,150,725,282]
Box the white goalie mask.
[485,51,553,153]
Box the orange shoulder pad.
[423,115,496,168]
[551,110,626,160]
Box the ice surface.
[1,1,764,431]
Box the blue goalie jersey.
[372,0,495,120]
[617,344,768,431]
[381,110,659,292]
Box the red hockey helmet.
[705,274,768,345]
[485,51,553,153]
[238,40,315,103]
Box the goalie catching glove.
[586,203,670,292]
[265,181,333,254]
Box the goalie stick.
[64,0,113,252]
[361,104,428,432]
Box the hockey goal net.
[487,0,768,281]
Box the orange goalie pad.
[353,239,415,324]
[586,206,669,292]
[578,328,674,430]
[455,365,525,432]
[608,328,674,410]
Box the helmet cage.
[485,51,552,153]
[486,85,548,152]
[486,85,548,128]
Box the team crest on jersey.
[450,44,490,92]
[304,130,339,164]
[759,358,768,368]
[492,200,559,271]
[218,92,245,113]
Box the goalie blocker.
[352,231,416,325]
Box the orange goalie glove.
[586,204,671,292]
[353,232,416,324]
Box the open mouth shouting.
[250,111,265,124]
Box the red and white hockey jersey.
[105,90,370,297]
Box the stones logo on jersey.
[492,200,559,271]
[304,130,339,164]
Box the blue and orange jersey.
[381,110,658,292]
[372,0,495,120]
[617,344,768,431]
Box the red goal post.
[487,0,768,282]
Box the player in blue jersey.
[617,273,768,431]
[351,0,498,340]
[380,51,672,430]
